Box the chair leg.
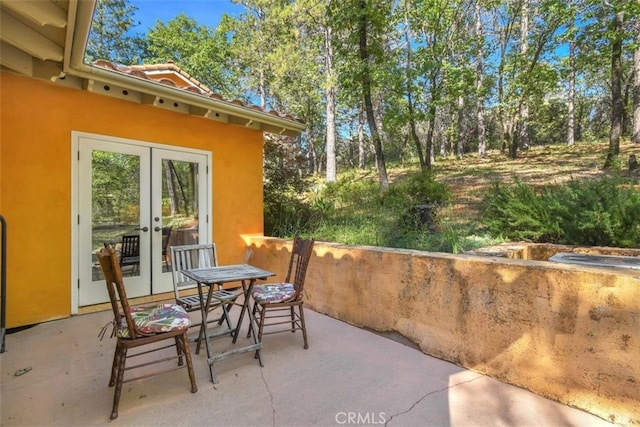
[290,306,295,332]
[111,346,127,420]
[175,336,184,366]
[109,345,120,387]
[257,305,266,344]
[298,305,308,349]
[247,300,258,338]
[180,333,198,393]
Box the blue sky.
[129,0,244,31]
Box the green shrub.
[481,176,640,247]
[263,138,320,237]
[481,178,564,242]
[559,178,640,247]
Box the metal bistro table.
[182,264,275,383]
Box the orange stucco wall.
[0,71,265,327]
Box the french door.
[75,134,209,307]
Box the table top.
[548,252,640,270]
[183,264,275,284]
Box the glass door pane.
[78,138,150,306]
[151,149,208,294]
[92,151,141,280]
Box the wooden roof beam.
[0,12,63,61]
[1,0,67,28]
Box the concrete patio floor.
[1,305,616,427]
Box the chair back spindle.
[97,245,138,338]
[285,237,315,300]
[171,243,218,300]
[249,236,315,349]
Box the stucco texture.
[246,236,640,426]
[0,72,265,327]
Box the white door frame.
[70,131,212,314]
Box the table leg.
[232,280,249,344]
[197,281,217,383]
[232,279,263,366]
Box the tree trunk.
[605,10,625,168]
[308,128,319,175]
[426,72,438,167]
[476,0,486,158]
[325,25,337,182]
[567,22,575,146]
[168,161,189,216]
[633,10,640,144]
[404,7,426,170]
[374,93,387,152]
[163,160,177,216]
[358,0,388,189]
[259,68,266,109]
[358,105,366,169]
[576,99,583,141]
[497,28,507,153]
[457,96,465,159]
[517,0,530,152]
[623,78,632,136]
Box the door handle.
[154,226,162,232]
[135,226,149,232]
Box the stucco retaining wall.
[244,236,640,426]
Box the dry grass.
[305,141,638,251]
[431,141,639,222]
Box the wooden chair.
[248,237,315,349]
[119,234,140,273]
[96,244,197,420]
[170,243,239,353]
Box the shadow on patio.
[0,303,612,426]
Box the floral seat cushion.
[252,283,297,304]
[118,304,191,338]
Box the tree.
[325,22,338,182]
[493,0,566,158]
[567,18,576,146]
[357,0,389,189]
[518,0,530,151]
[605,8,625,168]
[400,0,427,170]
[633,0,640,144]
[144,14,234,95]
[296,0,340,182]
[85,0,142,64]
[223,1,292,107]
[476,0,487,158]
[328,0,393,187]
[415,0,477,163]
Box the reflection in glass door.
[93,151,143,280]
[77,136,209,307]
[78,139,150,306]
[151,149,207,294]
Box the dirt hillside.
[434,141,640,222]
